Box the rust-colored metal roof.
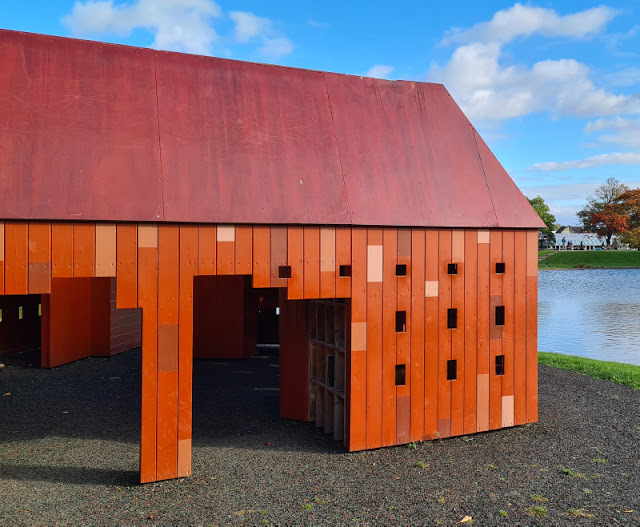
[0,30,544,228]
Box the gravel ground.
[0,346,638,526]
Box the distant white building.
[546,226,626,250]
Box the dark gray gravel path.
[1,347,638,526]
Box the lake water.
[538,269,640,366]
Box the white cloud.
[229,11,270,43]
[443,3,617,45]
[604,67,640,87]
[62,2,294,59]
[585,116,640,149]
[228,10,294,59]
[428,43,638,121]
[531,152,640,172]
[429,5,638,122]
[62,0,221,55]
[308,19,330,29]
[259,37,294,59]
[363,65,394,79]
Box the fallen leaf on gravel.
[457,516,473,524]
[2,392,11,397]
[625,510,633,513]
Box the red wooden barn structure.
[0,30,544,483]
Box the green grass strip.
[539,250,640,269]
[538,249,556,257]
[538,351,640,390]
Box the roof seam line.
[322,73,353,224]
[471,127,499,227]
[153,52,166,222]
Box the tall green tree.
[577,177,629,232]
[527,196,556,243]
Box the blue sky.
[3,1,640,225]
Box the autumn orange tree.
[591,189,640,247]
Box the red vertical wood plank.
[0,221,4,295]
[489,231,503,430]
[178,225,198,477]
[437,229,452,438]
[4,222,28,295]
[216,225,235,275]
[303,227,320,299]
[476,231,490,432]
[526,230,539,424]
[157,225,179,481]
[335,227,352,299]
[381,228,397,446]
[198,225,216,275]
[28,223,51,294]
[287,227,304,299]
[52,224,74,279]
[450,230,465,437]
[513,231,527,425]
[463,230,478,435]
[95,224,117,277]
[501,230,515,427]
[235,225,253,275]
[320,227,336,299]
[279,290,309,421]
[270,226,288,288]
[424,229,439,439]
[138,224,158,483]
[396,228,411,444]
[347,227,367,451]
[252,226,270,288]
[158,226,180,325]
[116,224,138,309]
[73,224,95,278]
[410,229,425,441]
[366,228,383,449]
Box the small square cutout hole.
[339,265,352,277]
[278,265,292,278]
[447,360,457,381]
[396,264,407,276]
[495,355,505,376]
[447,308,457,329]
[495,306,505,326]
[496,262,506,274]
[395,364,406,386]
[447,263,458,275]
[396,311,407,332]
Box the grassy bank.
[539,351,640,390]
[539,250,640,269]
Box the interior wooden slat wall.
[0,221,539,483]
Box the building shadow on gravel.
[1,344,341,485]
[0,464,139,486]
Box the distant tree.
[592,188,640,246]
[620,228,640,250]
[527,196,556,243]
[577,177,629,232]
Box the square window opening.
[395,311,407,332]
[496,262,506,274]
[339,265,352,277]
[495,305,505,326]
[278,265,292,279]
[447,263,458,275]
[395,364,406,386]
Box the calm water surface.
[538,269,640,366]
